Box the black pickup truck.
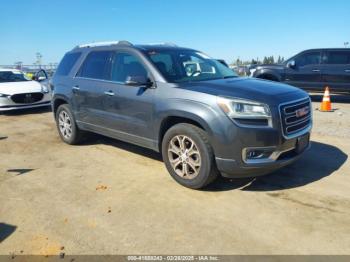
[252,48,350,93]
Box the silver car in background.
[0,68,51,111]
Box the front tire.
[162,123,218,189]
[55,104,83,145]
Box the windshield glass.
[0,71,31,83]
[143,49,238,83]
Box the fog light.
[245,148,274,160]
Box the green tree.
[263,56,268,64]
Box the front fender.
[154,98,231,152]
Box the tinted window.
[296,52,321,66]
[111,53,148,82]
[326,51,350,64]
[78,51,113,80]
[55,52,81,76]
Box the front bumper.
[0,93,51,111]
[215,131,311,178]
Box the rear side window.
[326,51,350,64]
[55,52,81,76]
[77,51,113,80]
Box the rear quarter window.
[326,51,350,64]
[55,52,81,76]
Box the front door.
[101,51,155,147]
[284,51,323,90]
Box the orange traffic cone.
[320,86,332,112]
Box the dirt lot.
[0,93,349,255]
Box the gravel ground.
[0,93,349,255]
[310,93,350,138]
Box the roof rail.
[74,40,133,49]
[144,42,178,47]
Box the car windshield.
[0,71,31,83]
[143,49,238,83]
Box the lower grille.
[280,98,312,138]
[11,93,44,104]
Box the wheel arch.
[157,108,218,152]
[255,69,281,82]
[158,116,205,148]
[52,95,70,115]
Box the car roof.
[301,48,350,52]
[72,41,195,52]
[134,44,195,52]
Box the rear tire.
[162,123,218,189]
[55,104,84,145]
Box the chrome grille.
[279,98,311,138]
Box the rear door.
[73,50,114,126]
[284,51,323,89]
[322,50,350,92]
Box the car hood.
[0,81,43,95]
[177,77,308,105]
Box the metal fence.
[0,64,58,76]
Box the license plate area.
[295,133,310,153]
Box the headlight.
[0,93,10,98]
[41,84,49,93]
[217,97,272,127]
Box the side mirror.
[287,60,296,68]
[125,75,152,87]
[34,69,48,82]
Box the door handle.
[345,69,350,73]
[104,91,115,96]
[312,69,320,72]
[72,85,80,91]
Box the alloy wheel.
[167,135,201,179]
[58,110,72,139]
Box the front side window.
[0,71,30,83]
[110,53,148,82]
[326,51,350,64]
[296,52,321,67]
[77,51,113,80]
[143,49,237,83]
[56,52,81,76]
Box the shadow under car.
[205,141,347,192]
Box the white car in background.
[0,68,51,111]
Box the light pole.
[36,52,43,69]
[14,61,23,70]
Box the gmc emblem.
[296,106,309,117]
